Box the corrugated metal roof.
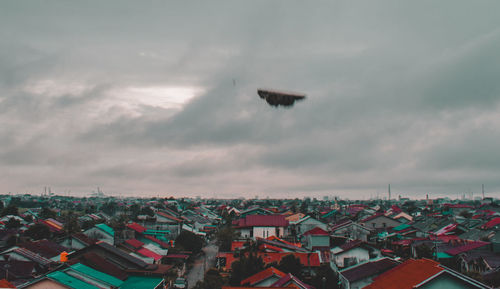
[95,223,114,236]
[119,276,163,289]
[236,215,288,227]
[47,271,101,289]
[69,263,123,287]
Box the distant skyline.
[1,1,500,198]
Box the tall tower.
[482,184,485,199]
[388,184,391,201]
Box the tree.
[5,218,21,229]
[25,223,51,240]
[230,253,264,285]
[63,213,81,234]
[176,231,203,254]
[40,207,57,219]
[139,206,154,217]
[310,264,339,289]
[216,226,239,252]
[193,268,224,289]
[277,254,303,278]
[1,205,18,217]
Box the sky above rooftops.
[1,1,500,199]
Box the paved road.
[186,242,218,289]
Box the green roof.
[393,224,411,231]
[321,210,337,218]
[96,223,115,236]
[47,271,101,289]
[120,276,163,289]
[69,263,123,287]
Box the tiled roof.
[257,237,307,252]
[303,227,329,236]
[445,241,490,256]
[361,213,386,223]
[127,222,147,233]
[19,239,67,259]
[236,215,288,228]
[241,267,286,286]
[13,247,53,266]
[339,239,363,252]
[340,258,399,282]
[271,273,314,289]
[364,259,444,289]
[231,241,246,251]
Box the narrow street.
[186,241,218,289]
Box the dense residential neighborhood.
[0,194,498,288]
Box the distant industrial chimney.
[482,184,485,199]
[388,184,391,201]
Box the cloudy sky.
[1,1,500,199]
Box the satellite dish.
[257,89,306,107]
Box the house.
[360,213,401,231]
[59,233,96,250]
[241,267,287,287]
[338,257,399,289]
[302,227,330,250]
[331,220,372,242]
[331,240,381,269]
[234,215,288,240]
[270,273,314,289]
[84,223,114,245]
[364,258,490,289]
[289,216,327,237]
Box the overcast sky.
[1,1,500,199]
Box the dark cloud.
[1,1,500,197]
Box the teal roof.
[435,251,453,259]
[393,224,411,231]
[96,223,114,236]
[47,271,100,289]
[120,276,163,289]
[69,263,123,287]
[321,210,337,218]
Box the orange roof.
[364,259,444,289]
[241,267,286,286]
[231,241,246,251]
[285,213,305,222]
[266,236,302,248]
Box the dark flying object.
[257,89,306,107]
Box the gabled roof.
[271,273,314,289]
[47,270,100,289]
[340,258,399,283]
[482,217,500,229]
[235,215,288,228]
[125,239,144,249]
[303,227,329,236]
[241,267,286,286]
[69,263,123,287]
[68,252,128,280]
[445,241,490,256]
[136,247,163,261]
[95,242,149,269]
[73,233,97,246]
[19,239,67,259]
[127,222,147,234]
[119,276,164,289]
[364,259,444,289]
[339,240,364,252]
[95,223,114,236]
[156,211,183,223]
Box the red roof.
[156,211,183,223]
[231,241,246,251]
[364,259,444,289]
[259,252,321,267]
[241,267,286,286]
[236,215,289,228]
[144,235,170,248]
[127,222,147,233]
[303,227,329,236]
[482,217,500,229]
[0,279,16,288]
[361,212,385,223]
[445,241,490,256]
[136,247,163,261]
[259,244,284,252]
[125,239,144,249]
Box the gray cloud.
[1,1,500,198]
